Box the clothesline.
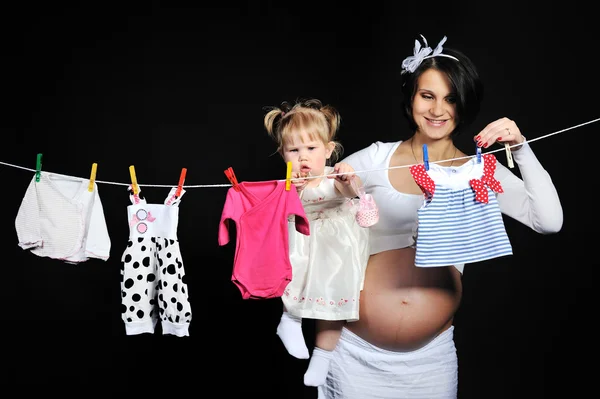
[2,117,599,188]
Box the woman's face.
[412,68,457,140]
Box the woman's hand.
[475,117,525,151]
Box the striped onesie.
[409,153,513,267]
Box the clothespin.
[476,146,482,163]
[129,165,139,195]
[224,167,240,191]
[35,153,42,182]
[175,168,187,197]
[285,161,292,190]
[504,142,514,169]
[88,163,98,192]
[422,144,429,171]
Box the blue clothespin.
[422,144,429,171]
[476,145,482,163]
[35,153,42,182]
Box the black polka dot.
[124,278,134,289]
[132,293,141,302]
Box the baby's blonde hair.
[263,98,343,163]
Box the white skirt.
[282,204,369,321]
[318,327,458,399]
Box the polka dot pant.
[120,236,192,336]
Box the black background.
[1,2,594,397]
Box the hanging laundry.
[283,167,370,322]
[15,173,111,263]
[120,185,191,337]
[218,179,310,300]
[409,153,513,267]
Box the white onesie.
[15,173,111,263]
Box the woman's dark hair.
[400,47,483,137]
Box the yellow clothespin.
[129,165,139,195]
[88,163,97,192]
[504,142,514,168]
[285,161,292,191]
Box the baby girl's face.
[282,130,332,178]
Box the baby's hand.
[330,162,355,186]
[291,171,308,193]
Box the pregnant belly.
[346,248,463,351]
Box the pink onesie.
[219,180,310,299]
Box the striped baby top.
[409,153,513,267]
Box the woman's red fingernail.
[497,137,502,141]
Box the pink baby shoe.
[356,192,379,227]
[352,179,379,228]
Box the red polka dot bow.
[469,154,504,204]
[410,164,435,199]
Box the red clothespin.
[224,167,240,191]
[175,168,187,197]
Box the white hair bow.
[401,35,458,74]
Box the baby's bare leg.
[304,319,345,387]
[315,319,345,350]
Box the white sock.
[276,312,309,359]
[304,347,333,387]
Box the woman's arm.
[495,141,563,234]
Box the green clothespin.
[35,153,42,182]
